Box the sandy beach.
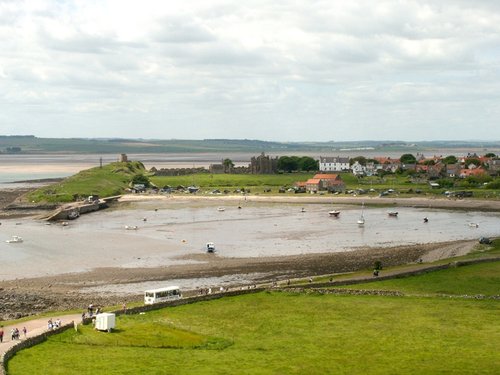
[0,188,498,320]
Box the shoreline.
[119,193,500,211]
[1,188,498,319]
[0,238,484,319]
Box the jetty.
[44,195,121,221]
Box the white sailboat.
[357,203,365,225]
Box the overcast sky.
[1,0,499,141]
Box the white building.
[319,156,350,172]
[351,161,365,176]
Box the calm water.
[0,200,498,280]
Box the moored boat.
[206,242,215,253]
[329,210,340,217]
[6,236,23,243]
[387,211,398,217]
[357,203,365,225]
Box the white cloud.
[0,0,499,141]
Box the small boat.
[387,211,398,217]
[125,225,138,230]
[217,207,225,212]
[329,210,340,217]
[423,217,429,223]
[61,221,69,226]
[301,208,306,213]
[6,236,23,243]
[206,242,215,253]
[469,223,479,228]
[357,203,365,225]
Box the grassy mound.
[27,161,146,203]
[55,315,231,350]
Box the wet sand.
[0,191,498,319]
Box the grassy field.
[336,261,500,297]
[7,262,500,374]
[150,173,315,193]
[27,161,145,203]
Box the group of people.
[0,326,27,342]
[86,303,102,318]
[47,318,61,330]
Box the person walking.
[0,326,4,343]
[22,326,27,338]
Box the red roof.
[306,178,321,184]
[313,174,340,180]
[460,168,487,177]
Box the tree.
[400,154,416,164]
[484,153,496,158]
[278,156,299,172]
[350,156,367,166]
[223,158,234,173]
[443,155,458,165]
[465,158,481,168]
[298,156,318,171]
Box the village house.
[319,156,350,172]
[459,167,488,178]
[302,173,345,193]
[446,164,461,178]
[351,161,365,176]
[352,161,382,176]
[416,162,445,178]
[488,159,500,176]
[374,157,401,173]
[305,178,322,193]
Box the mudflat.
[0,189,498,320]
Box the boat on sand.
[6,236,23,243]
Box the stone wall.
[281,257,499,290]
[1,322,76,375]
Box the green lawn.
[8,291,499,374]
[150,173,315,193]
[337,261,500,296]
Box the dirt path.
[0,313,82,356]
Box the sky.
[0,0,499,142]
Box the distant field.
[8,272,499,374]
